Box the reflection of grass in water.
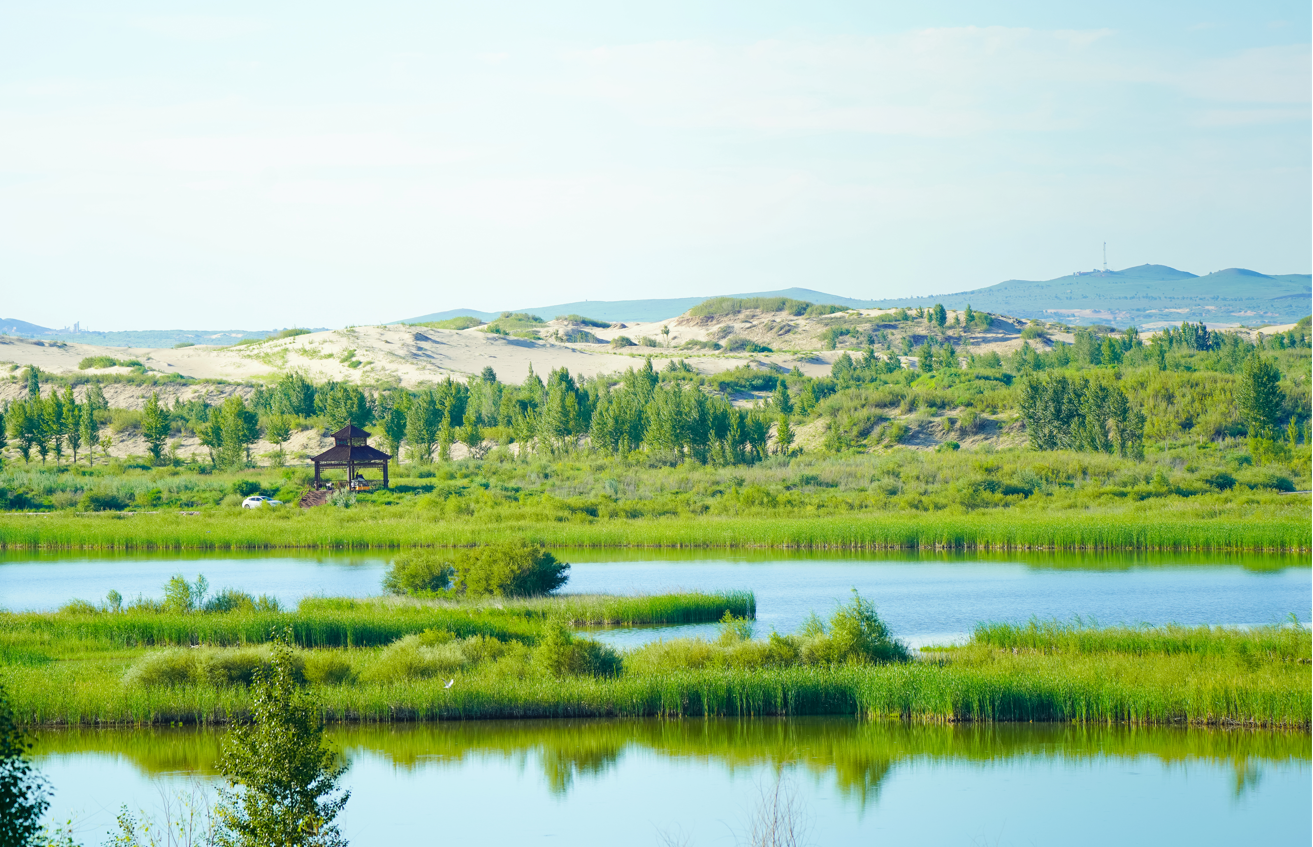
[32,720,1312,809]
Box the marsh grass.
[2,609,1307,728]
[1,497,1306,552]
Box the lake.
[2,549,1308,647]
[34,719,1312,846]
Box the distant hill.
[397,266,1311,329]
[863,265,1312,328]
[0,321,322,349]
[396,288,877,326]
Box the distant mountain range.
[4,265,1307,349]
[397,265,1311,329]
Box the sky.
[1,1,1309,330]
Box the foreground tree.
[217,638,349,847]
[1235,353,1283,439]
[1,680,49,847]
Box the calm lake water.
[34,720,1312,846]
[1,549,1308,646]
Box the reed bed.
[0,592,751,649]
[969,620,1311,661]
[1,499,1307,552]
[5,658,1308,729]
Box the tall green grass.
[1,501,1306,551]
[969,620,1310,661]
[0,592,752,649]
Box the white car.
[241,495,283,509]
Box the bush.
[535,622,622,677]
[959,409,981,435]
[382,551,453,597]
[722,336,773,354]
[198,648,270,686]
[231,479,261,497]
[799,590,909,665]
[303,652,356,686]
[108,408,143,434]
[204,589,281,613]
[78,355,119,370]
[610,336,635,348]
[79,490,128,512]
[1236,469,1295,492]
[452,541,569,598]
[1199,470,1236,491]
[123,650,198,688]
[1020,322,1048,341]
[361,634,496,682]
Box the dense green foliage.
[0,680,48,847]
[215,638,348,847]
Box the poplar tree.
[1235,354,1283,439]
[80,403,100,466]
[63,388,82,464]
[141,392,171,465]
[405,391,439,463]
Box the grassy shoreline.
[1,499,1308,552]
[4,595,1308,729]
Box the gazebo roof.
[311,443,391,465]
[331,424,372,441]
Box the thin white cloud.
[133,15,267,41]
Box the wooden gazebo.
[311,425,391,489]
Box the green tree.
[460,415,484,459]
[380,395,409,467]
[79,406,100,466]
[43,393,64,463]
[219,396,260,468]
[265,415,294,466]
[437,412,454,462]
[0,408,5,469]
[1235,354,1283,439]
[198,417,225,468]
[216,638,349,847]
[142,392,171,466]
[405,391,440,463]
[24,366,40,399]
[62,388,82,464]
[771,380,793,416]
[775,415,795,456]
[1,680,50,847]
[931,303,947,328]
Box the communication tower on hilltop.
[1102,242,1107,274]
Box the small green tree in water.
[217,636,349,847]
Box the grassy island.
[3,590,1307,730]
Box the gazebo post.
[314,461,321,488]
[383,461,389,489]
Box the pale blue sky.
[1,1,1309,329]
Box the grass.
[0,592,752,650]
[0,496,1306,551]
[2,606,1307,728]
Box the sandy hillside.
[0,303,1055,391]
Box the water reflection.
[35,719,1310,807]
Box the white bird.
[444,679,455,689]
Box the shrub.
[1020,322,1047,340]
[535,621,622,677]
[231,479,261,497]
[303,652,356,685]
[799,590,909,665]
[108,409,143,434]
[204,589,280,613]
[362,634,474,682]
[610,336,635,348]
[382,551,453,597]
[959,409,981,435]
[123,650,198,688]
[558,314,610,328]
[198,648,271,687]
[1236,469,1295,492]
[1199,470,1237,491]
[78,355,119,370]
[452,541,569,598]
[419,316,482,330]
[722,336,773,354]
[79,490,128,512]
